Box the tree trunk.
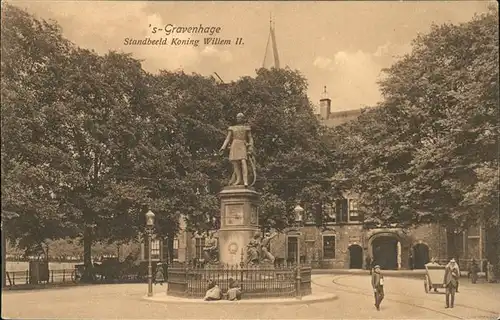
[81,226,93,282]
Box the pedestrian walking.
[470,259,479,284]
[371,265,384,311]
[443,258,459,308]
[487,260,494,283]
[154,262,165,285]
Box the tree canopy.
[1,4,335,262]
[332,8,499,232]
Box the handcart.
[424,262,446,293]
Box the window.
[195,238,206,260]
[336,199,348,223]
[349,199,358,211]
[467,225,480,238]
[172,238,179,260]
[287,236,298,261]
[325,203,336,223]
[304,204,315,224]
[151,239,160,260]
[348,199,361,222]
[323,236,336,259]
[143,237,161,260]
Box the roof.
[320,109,362,128]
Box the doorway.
[412,243,430,269]
[287,236,298,263]
[348,245,363,269]
[372,236,399,270]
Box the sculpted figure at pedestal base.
[203,234,219,264]
[245,231,277,266]
[261,232,277,264]
[246,232,261,265]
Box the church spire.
[262,14,281,69]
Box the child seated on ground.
[204,279,222,301]
[226,278,242,301]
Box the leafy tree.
[378,8,498,227]
[142,71,226,236]
[333,8,499,268]
[40,47,156,279]
[1,3,78,251]
[2,5,156,279]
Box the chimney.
[319,86,331,120]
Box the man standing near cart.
[443,258,459,308]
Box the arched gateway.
[369,232,403,270]
[412,243,430,269]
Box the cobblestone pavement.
[2,275,499,319]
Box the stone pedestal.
[218,186,260,266]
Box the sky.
[8,0,493,112]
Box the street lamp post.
[294,205,304,264]
[293,204,304,300]
[145,210,155,297]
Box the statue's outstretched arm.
[220,130,232,152]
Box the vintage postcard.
[1,1,499,319]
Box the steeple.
[320,86,330,101]
[262,14,281,69]
[319,86,331,119]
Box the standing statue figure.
[261,232,277,264]
[203,233,219,264]
[246,232,262,265]
[219,113,256,187]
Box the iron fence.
[4,267,146,288]
[5,269,77,287]
[167,263,312,299]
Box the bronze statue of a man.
[219,113,256,187]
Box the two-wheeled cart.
[424,262,446,293]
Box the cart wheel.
[424,276,429,293]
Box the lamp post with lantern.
[145,210,155,297]
[293,204,304,299]
[294,204,304,264]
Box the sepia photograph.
[1,1,499,319]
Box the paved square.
[2,275,499,319]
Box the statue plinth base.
[218,186,260,266]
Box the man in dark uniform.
[371,265,384,311]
